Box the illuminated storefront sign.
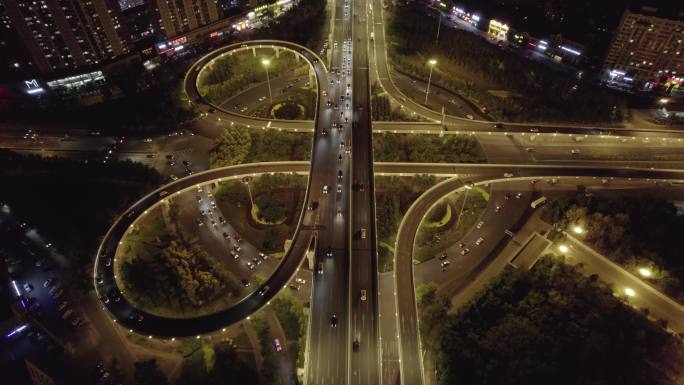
[24,79,44,95]
[488,19,509,41]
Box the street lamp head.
[572,226,583,234]
[638,267,652,277]
[262,59,270,66]
[428,59,437,65]
[659,98,669,105]
[558,245,569,253]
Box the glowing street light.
[638,268,652,278]
[425,59,437,105]
[572,226,584,234]
[558,245,569,253]
[624,288,636,297]
[262,58,273,104]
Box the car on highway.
[295,277,306,285]
[43,278,55,288]
[241,279,250,287]
[100,295,109,304]
[337,184,342,193]
[330,314,338,328]
[258,286,270,296]
[230,250,238,259]
[361,289,367,301]
[308,201,319,210]
[246,261,256,270]
[439,253,448,260]
[337,208,342,217]
[460,247,470,256]
[475,237,485,246]
[495,204,502,212]
[23,283,33,293]
[516,192,523,199]
[274,338,282,352]
[323,185,329,194]
[441,260,451,268]
[476,221,484,229]
[494,123,504,129]
[317,262,324,275]
[259,252,268,260]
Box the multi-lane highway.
[349,0,381,383]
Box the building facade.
[0,0,132,76]
[150,0,220,39]
[603,7,684,90]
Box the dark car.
[330,314,338,328]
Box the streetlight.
[558,245,569,253]
[262,59,273,104]
[242,176,254,209]
[624,288,636,297]
[425,59,437,105]
[572,226,584,234]
[435,11,442,44]
[638,268,652,278]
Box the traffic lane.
[219,73,310,111]
[391,71,480,118]
[421,187,531,295]
[562,237,684,333]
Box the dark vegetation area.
[387,2,626,124]
[373,132,486,163]
[209,125,311,168]
[375,175,440,271]
[121,240,242,314]
[435,257,684,385]
[0,150,161,261]
[543,194,684,303]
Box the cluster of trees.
[253,193,289,223]
[373,133,486,163]
[387,3,626,124]
[250,316,279,384]
[273,103,304,119]
[209,126,252,168]
[271,291,308,369]
[246,129,311,163]
[375,175,439,271]
[122,240,242,311]
[209,126,312,168]
[415,282,449,342]
[0,150,161,261]
[435,257,683,385]
[175,341,258,385]
[543,194,684,303]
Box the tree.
[426,201,448,223]
[209,126,252,168]
[134,359,168,385]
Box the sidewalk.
[562,235,684,334]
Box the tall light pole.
[436,11,442,44]
[262,59,273,104]
[425,59,437,105]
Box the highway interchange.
[84,0,684,385]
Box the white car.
[360,289,367,301]
[475,237,485,246]
[295,278,306,285]
[476,221,484,229]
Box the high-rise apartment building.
[0,0,131,76]
[603,7,684,88]
[150,0,220,39]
